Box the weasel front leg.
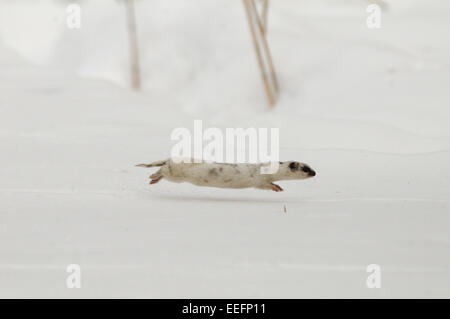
[259,182,284,192]
[270,183,283,192]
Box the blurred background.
[0,0,449,298]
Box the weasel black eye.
[289,162,299,171]
[301,165,311,173]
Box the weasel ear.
[289,162,300,171]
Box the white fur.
[137,159,316,192]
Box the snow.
[0,0,450,298]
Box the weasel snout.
[302,165,316,177]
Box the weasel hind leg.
[150,176,163,184]
[149,169,163,184]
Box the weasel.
[136,159,316,192]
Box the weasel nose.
[309,170,316,177]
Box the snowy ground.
[0,0,450,298]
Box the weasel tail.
[135,159,168,168]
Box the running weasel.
[136,159,316,192]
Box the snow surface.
[0,0,450,298]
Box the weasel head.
[279,161,316,180]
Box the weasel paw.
[149,176,162,184]
[270,183,283,192]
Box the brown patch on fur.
[208,168,218,177]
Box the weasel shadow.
[150,191,296,204]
